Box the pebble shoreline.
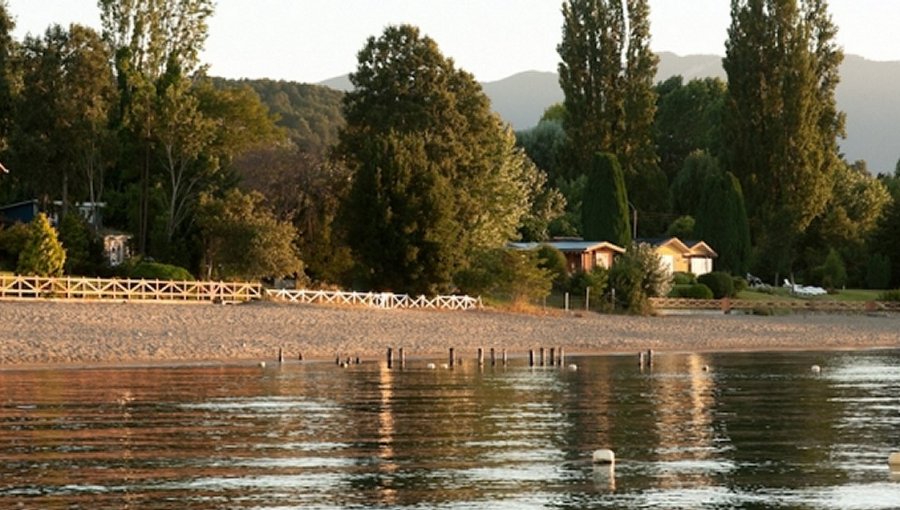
[0,300,898,367]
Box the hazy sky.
[7,1,900,83]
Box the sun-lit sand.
[0,300,898,367]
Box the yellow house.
[638,237,717,276]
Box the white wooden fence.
[0,275,262,303]
[265,289,482,310]
[0,275,482,311]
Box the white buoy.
[889,452,900,468]
[441,363,449,369]
[592,449,615,465]
[258,361,266,368]
[568,364,578,371]
[811,365,821,373]
[702,365,710,372]
[426,363,436,370]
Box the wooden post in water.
[387,347,394,369]
[529,349,535,367]
[449,348,455,368]
[477,347,484,366]
[278,347,284,364]
[539,347,545,367]
[490,348,496,367]
[647,349,654,367]
[298,352,304,361]
[638,351,645,367]
[558,347,565,367]
[399,348,406,368]
[502,349,508,366]
[549,347,556,366]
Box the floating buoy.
[889,452,900,468]
[702,365,710,372]
[811,365,822,373]
[258,361,266,368]
[592,449,615,465]
[568,364,578,371]
[440,363,449,369]
[426,363,436,370]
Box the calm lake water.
[1,349,899,509]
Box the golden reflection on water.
[651,353,718,489]
[376,361,398,506]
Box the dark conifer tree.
[582,152,631,246]
[695,171,752,275]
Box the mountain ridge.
[319,52,900,173]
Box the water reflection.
[0,350,898,508]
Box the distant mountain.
[319,52,900,173]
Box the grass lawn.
[737,287,883,302]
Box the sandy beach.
[0,300,898,367]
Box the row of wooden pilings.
[273,346,655,369]
[380,347,573,369]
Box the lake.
[1,349,899,509]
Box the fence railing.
[265,289,482,311]
[0,275,263,303]
[0,275,482,311]
[650,297,900,313]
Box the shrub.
[536,244,569,290]
[456,248,552,303]
[0,223,31,271]
[128,261,195,281]
[17,213,66,277]
[879,289,900,302]
[866,253,891,290]
[568,267,609,302]
[698,271,734,299]
[672,271,696,285]
[819,249,847,289]
[684,283,714,299]
[732,276,748,294]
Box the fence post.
[585,287,590,311]
[565,292,570,311]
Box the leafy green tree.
[666,215,695,239]
[695,171,752,275]
[515,119,565,182]
[872,198,900,288]
[671,150,720,216]
[865,253,891,290]
[58,213,100,275]
[655,76,727,183]
[17,213,66,276]
[338,25,535,294]
[236,147,353,285]
[0,1,15,157]
[100,0,215,254]
[196,189,303,281]
[517,152,567,242]
[0,222,29,270]
[558,0,663,232]
[723,0,845,278]
[803,161,889,284]
[213,78,344,155]
[698,271,735,299]
[582,152,631,246]
[12,24,117,216]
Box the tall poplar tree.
[558,0,663,234]
[723,0,844,278]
